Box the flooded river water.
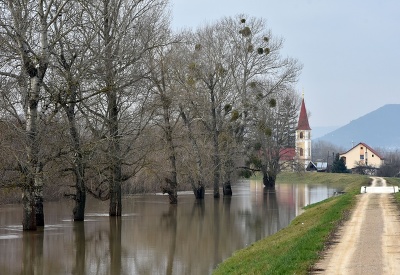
[0,180,339,274]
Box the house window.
[360,155,364,160]
[300,132,304,139]
[300,148,304,156]
[372,154,375,157]
[360,147,363,149]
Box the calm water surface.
[0,180,340,275]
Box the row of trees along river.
[0,0,302,230]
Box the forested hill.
[316,104,400,150]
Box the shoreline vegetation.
[213,172,384,275]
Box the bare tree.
[247,89,300,188]
[180,16,302,195]
[80,0,169,215]
[146,41,181,204]
[0,0,70,230]
[46,0,96,221]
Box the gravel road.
[312,177,400,274]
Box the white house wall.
[339,144,383,169]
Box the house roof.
[296,98,311,130]
[340,142,384,160]
[279,147,296,161]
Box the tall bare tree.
[0,0,70,230]
[47,0,96,221]
[247,89,300,188]
[81,0,169,215]
[146,41,181,204]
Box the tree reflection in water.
[0,180,339,274]
[22,230,44,275]
[72,222,85,275]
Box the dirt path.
[313,177,400,274]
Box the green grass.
[386,177,400,204]
[213,172,370,275]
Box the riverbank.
[213,172,371,275]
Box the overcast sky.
[169,0,400,127]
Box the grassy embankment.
[387,177,400,204]
[213,172,371,275]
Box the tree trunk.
[161,92,178,204]
[104,1,122,216]
[193,184,205,199]
[34,163,44,226]
[72,154,86,221]
[108,91,122,216]
[18,0,51,230]
[23,75,41,230]
[72,173,86,220]
[108,136,122,216]
[65,99,86,221]
[22,183,36,231]
[162,177,178,204]
[222,151,234,197]
[210,89,220,198]
[262,172,276,189]
[223,181,232,196]
[180,108,206,199]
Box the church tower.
[295,96,312,170]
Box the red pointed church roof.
[297,98,311,130]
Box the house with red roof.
[339,142,384,170]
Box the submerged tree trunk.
[18,0,52,230]
[158,67,178,204]
[65,100,86,221]
[193,184,205,199]
[108,90,122,216]
[34,163,44,226]
[180,108,206,199]
[161,120,178,204]
[73,176,86,221]
[23,75,41,230]
[160,108,178,204]
[210,89,220,198]
[223,181,232,196]
[103,0,122,216]
[262,171,276,189]
[222,149,234,197]
[22,182,36,231]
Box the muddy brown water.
[0,180,339,275]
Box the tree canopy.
[331,153,348,173]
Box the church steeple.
[297,98,311,130]
[295,95,312,170]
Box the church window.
[300,132,304,139]
[300,148,304,156]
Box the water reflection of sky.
[0,180,339,275]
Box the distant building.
[278,96,312,171]
[339,142,384,170]
[306,161,328,172]
[295,97,312,170]
[279,147,296,170]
